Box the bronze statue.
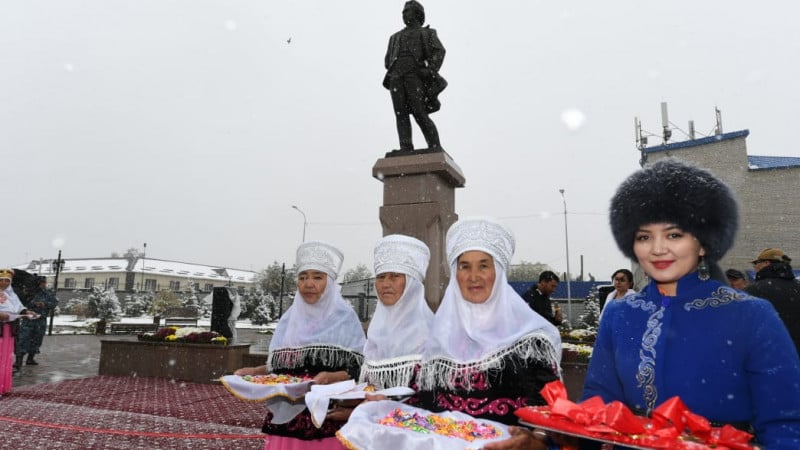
[384,1,447,154]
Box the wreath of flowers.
[138,326,228,346]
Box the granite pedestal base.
[99,340,250,384]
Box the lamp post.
[559,189,573,324]
[48,250,65,336]
[278,263,286,319]
[291,205,307,243]
[140,242,147,292]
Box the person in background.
[746,248,800,352]
[418,218,562,450]
[725,268,749,290]
[599,269,636,320]
[582,159,800,449]
[522,271,562,326]
[1,269,26,392]
[234,241,366,449]
[16,276,58,367]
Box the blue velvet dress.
[583,271,800,449]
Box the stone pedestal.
[373,151,465,310]
[99,340,251,384]
[561,362,588,401]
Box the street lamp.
[278,263,286,319]
[48,250,65,336]
[559,189,573,323]
[140,242,147,292]
[291,205,307,243]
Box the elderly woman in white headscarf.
[235,241,366,450]
[417,218,562,449]
[360,234,433,390]
[1,269,26,395]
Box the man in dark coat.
[746,248,800,352]
[16,276,58,366]
[383,0,446,152]
[522,271,563,326]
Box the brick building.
[641,129,800,277]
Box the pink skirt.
[264,435,345,450]
[0,323,14,394]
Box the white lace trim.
[267,345,364,372]
[359,354,421,390]
[418,334,561,392]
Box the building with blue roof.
[640,126,799,275]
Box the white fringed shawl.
[419,265,561,391]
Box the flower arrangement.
[561,342,593,363]
[560,328,597,344]
[138,326,228,346]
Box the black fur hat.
[609,159,738,263]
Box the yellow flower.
[165,334,178,341]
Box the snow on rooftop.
[14,257,257,282]
[131,258,257,282]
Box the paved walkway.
[13,328,270,388]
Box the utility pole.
[278,263,286,318]
[48,250,65,336]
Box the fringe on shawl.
[418,333,561,392]
[358,355,421,390]
[267,345,364,373]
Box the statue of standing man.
[384,1,447,153]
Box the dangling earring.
[698,256,710,281]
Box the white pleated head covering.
[420,218,562,391]
[295,241,344,280]
[268,241,365,372]
[361,235,434,389]
[0,284,24,314]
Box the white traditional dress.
[261,242,365,450]
[1,276,24,394]
[418,218,562,425]
[360,234,433,390]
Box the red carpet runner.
[0,375,266,449]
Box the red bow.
[515,380,755,449]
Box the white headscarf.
[268,242,366,372]
[361,235,434,389]
[0,284,24,315]
[420,218,562,391]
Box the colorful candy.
[378,408,502,442]
[241,374,311,385]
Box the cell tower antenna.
[688,120,695,140]
[660,102,672,144]
[634,117,647,150]
[715,106,723,135]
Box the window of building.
[192,283,200,292]
[169,280,180,292]
[144,279,157,291]
[64,278,76,289]
[84,278,95,289]
[204,283,213,292]
[108,277,119,289]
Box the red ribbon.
[515,380,756,449]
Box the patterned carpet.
[0,376,266,449]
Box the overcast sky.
[3,1,798,280]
